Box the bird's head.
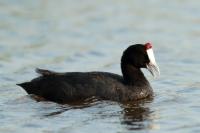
[121,43,160,78]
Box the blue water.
[1,0,200,132]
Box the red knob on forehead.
[145,42,152,50]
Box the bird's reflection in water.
[32,96,101,117]
[32,95,155,130]
[120,98,154,130]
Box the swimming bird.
[17,43,160,103]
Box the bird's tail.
[17,82,29,88]
[17,82,34,94]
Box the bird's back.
[18,70,128,103]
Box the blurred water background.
[1,0,200,133]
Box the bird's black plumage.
[17,44,159,103]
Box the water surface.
[1,0,200,133]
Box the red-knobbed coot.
[17,43,160,103]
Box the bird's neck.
[121,63,148,85]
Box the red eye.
[145,43,152,50]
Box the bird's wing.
[35,68,62,76]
